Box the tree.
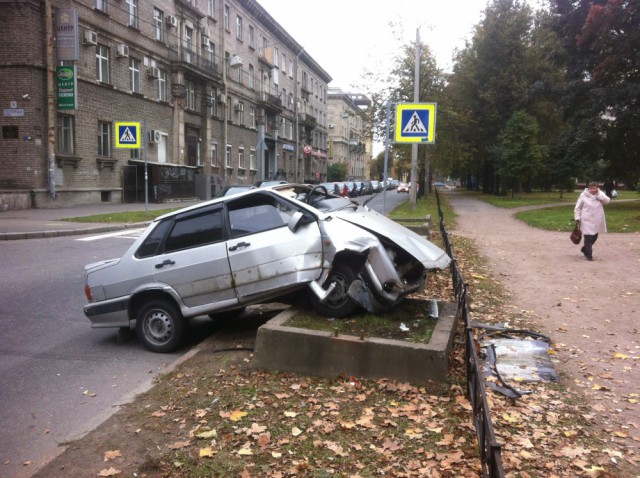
[550,0,640,189]
[494,111,545,195]
[327,163,346,182]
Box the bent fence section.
[435,190,505,478]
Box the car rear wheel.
[136,299,185,353]
[309,263,359,318]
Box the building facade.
[0,0,331,209]
[327,89,371,181]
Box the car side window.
[135,220,172,258]
[164,209,224,253]
[227,194,295,238]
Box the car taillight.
[84,284,93,301]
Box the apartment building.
[327,89,371,181]
[0,0,331,209]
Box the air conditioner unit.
[148,129,162,144]
[235,103,243,112]
[165,15,177,27]
[147,66,160,78]
[202,37,210,47]
[328,123,335,129]
[83,30,97,45]
[217,93,225,103]
[201,26,210,37]
[116,44,129,58]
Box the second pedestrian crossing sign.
[394,103,436,144]
[115,122,141,149]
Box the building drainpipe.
[45,0,57,200]
[294,47,304,182]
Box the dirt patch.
[446,191,640,462]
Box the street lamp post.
[294,47,304,182]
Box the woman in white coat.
[574,182,611,261]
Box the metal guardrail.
[435,189,505,478]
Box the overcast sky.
[257,0,492,90]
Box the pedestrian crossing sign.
[115,122,141,149]
[394,103,436,144]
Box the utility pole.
[409,27,420,210]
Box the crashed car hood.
[333,208,451,269]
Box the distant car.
[253,180,288,188]
[215,185,254,197]
[432,182,447,188]
[82,184,450,352]
[370,180,380,193]
[397,182,409,193]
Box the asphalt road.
[0,231,211,478]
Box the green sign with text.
[56,66,77,110]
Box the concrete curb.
[0,222,152,241]
[251,302,457,384]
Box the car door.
[151,205,238,312]
[225,192,324,303]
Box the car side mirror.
[288,211,314,232]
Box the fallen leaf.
[97,467,121,476]
[195,429,217,439]
[103,450,122,461]
[167,441,190,450]
[199,447,216,457]
[291,426,303,436]
[228,410,248,421]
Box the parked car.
[215,185,254,197]
[253,180,288,188]
[397,182,409,193]
[370,180,381,193]
[361,181,373,195]
[83,184,451,352]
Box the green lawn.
[463,190,640,233]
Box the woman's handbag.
[570,223,582,245]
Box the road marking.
[77,228,145,241]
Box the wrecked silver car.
[83,184,450,352]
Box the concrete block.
[252,302,457,385]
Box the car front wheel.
[136,299,185,353]
[309,264,359,318]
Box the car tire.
[136,299,185,353]
[309,263,359,318]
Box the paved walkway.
[0,201,200,240]
[445,191,640,457]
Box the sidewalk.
[0,201,201,240]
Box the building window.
[207,0,215,17]
[210,142,218,166]
[208,86,217,117]
[96,0,107,13]
[184,27,193,63]
[248,25,254,48]
[97,121,111,157]
[238,147,245,169]
[95,44,109,83]
[227,96,232,121]
[236,102,244,124]
[249,107,255,128]
[186,81,195,110]
[130,148,140,159]
[158,68,167,101]
[129,58,140,93]
[274,47,279,68]
[56,114,74,155]
[225,144,232,168]
[224,4,230,31]
[153,9,164,42]
[248,64,255,89]
[126,0,138,28]
[289,58,293,78]
[236,15,243,40]
[250,148,256,170]
[282,53,286,72]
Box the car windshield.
[274,184,357,212]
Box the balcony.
[169,45,221,80]
[299,113,317,130]
[258,91,283,113]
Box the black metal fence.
[435,190,505,478]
